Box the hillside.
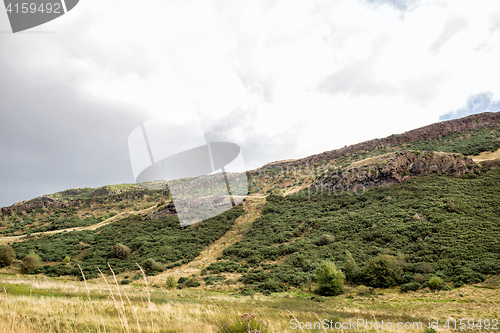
[0,112,499,296]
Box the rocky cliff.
[311,151,478,193]
[257,111,500,171]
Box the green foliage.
[344,250,358,282]
[185,277,200,288]
[11,205,244,279]
[362,255,402,288]
[315,234,335,246]
[165,276,177,289]
[221,168,500,291]
[21,251,41,274]
[428,276,443,291]
[0,245,16,266]
[400,282,421,293]
[142,258,164,274]
[63,256,71,263]
[315,261,344,296]
[112,244,131,260]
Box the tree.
[344,250,358,282]
[112,244,131,259]
[315,261,345,296]
[21,251,41,274]
[362,255,402,288]
[428,276,443,291]
[0,245,16,266]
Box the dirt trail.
[150,196,266,283]
[0,206,157,245]
[470,147,500,162]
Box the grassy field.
[0,272,498,332]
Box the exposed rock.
[254,111,499,172]
[311,151,477,192]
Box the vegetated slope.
[8,204,244,279]
[202,163,500,292]
[0,185,168,236]
[248,112,500,195]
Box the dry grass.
[470,147,500,162]
[0,271,498,333]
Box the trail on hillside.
[150,196,266,283]
[470,147,500,162]
[0,205,158,245]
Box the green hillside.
[205,164,500,292]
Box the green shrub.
[121,279,132,285]
[400,282,421,293]
[344,250,358,281]
[185,277,200,288]
[315,261,344,296]
[142,258,164,274]
[63,256,71,263]
[413,274,426,284]
[315,234,335,246]
[21,252,41,274]
[165,276,177,289]
[362,255,402,288]
[428,277,443,291]
[0,245,16,266]
[111,244,131,259]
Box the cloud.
[429,17,468,56]
[439,92,500,121]
[363,0,419,12]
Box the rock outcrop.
[311,151,478,193]
[255,111,499,171]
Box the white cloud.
[1,0,500,205]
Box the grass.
[0,272,498,332]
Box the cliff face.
[311,151,478,192]
[256,111,500,171]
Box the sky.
[1,0,500,206]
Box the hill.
[0,112,499,295]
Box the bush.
[428,277,443,291]
[315,261,344,296]
[316,234,335,246]
[111,244,131,260]
[166,276,177,289]
[413,274,426,284]
[142,258,164,274]
[185,277,200,288]
[362,255,402,288]
[344,250,358,281]
[400,282,421,293]
[0,245,16,266]
[63,256,71,263]
[21,252,41,274]
[121,279,132,285]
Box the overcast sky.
[1,0,500,206]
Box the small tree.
[166,276,177,289]
[362,255,402,288]
[315,261,345,296]
[21,251,41,274]
[0,245,16,266]
[344,250,358,281]
[316,234,335,246]
[428,276,443,291]
[112,244,131,259]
